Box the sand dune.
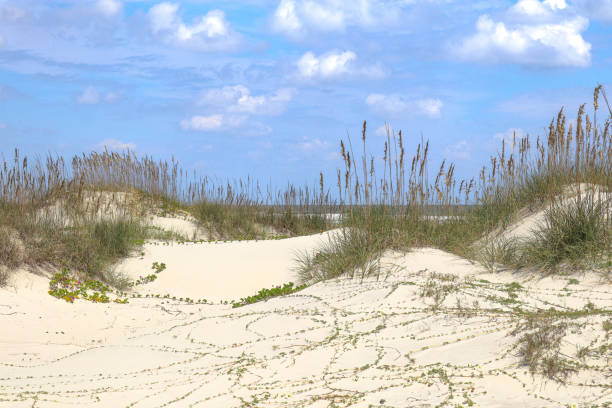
[1,191,611,407]
[113,230,342,302]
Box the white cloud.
[273,0,302,34]
[148,3,238,51]
[183,85,295,132]
[511,0,566,17]
[271,0,400,36]
[416,98,443,118]
[299,137,330,152]
[295,50,386,80]
[149,2,178,32]
[198,85,296,116]
[301,2,345,31]
[457,1,591,67]
[96,0,122,17]
[77,86,100,104]
[375,124,389,137]
[76,86,122,104]
[180,114,224,131]
[0,122,6,130]
[366,94,443,118]
[366,94,408,115]
[97,139,136,151]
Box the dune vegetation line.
[0,86,610,291]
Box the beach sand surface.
[1,189,611,407]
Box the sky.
[0,0,610,189]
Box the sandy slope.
[113,231,342,302]
[1,190,611,407]
[1,245,610,407]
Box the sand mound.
[2,187,610,406]
[1,247,609,407]
[113,229,344,302]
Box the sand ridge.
[1,245,610,407]
[1,187,611,407]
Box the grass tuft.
[522,193,610,271]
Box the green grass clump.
[295,225,388,283]
[231,282,307,308]
[191,201,332,241]
[522,194,610,271]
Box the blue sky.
[0,0,610,188]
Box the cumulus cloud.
[96,0,122,17]
[97,138,136,151]
[296,50,385,80]
[198,85,296,115]
[456,0,591,67]
[180,114,224,131]
[148,2,239,51]
[182,85,295,132]
[366,94,443,118]
[273,0,302,33]
[271,0,399,36]
[416,98,443,118]
[76,86,122,104]
[297,51,355,78]
[511,0,567,17]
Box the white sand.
[113,230,342,302]
[1,192,611,407]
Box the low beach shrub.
[232,282,307,308]
[48,268,129,304]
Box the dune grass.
[0,148,337,287]
[520,192,611,271]
[0,86,610,288]
[296,85,611,282]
